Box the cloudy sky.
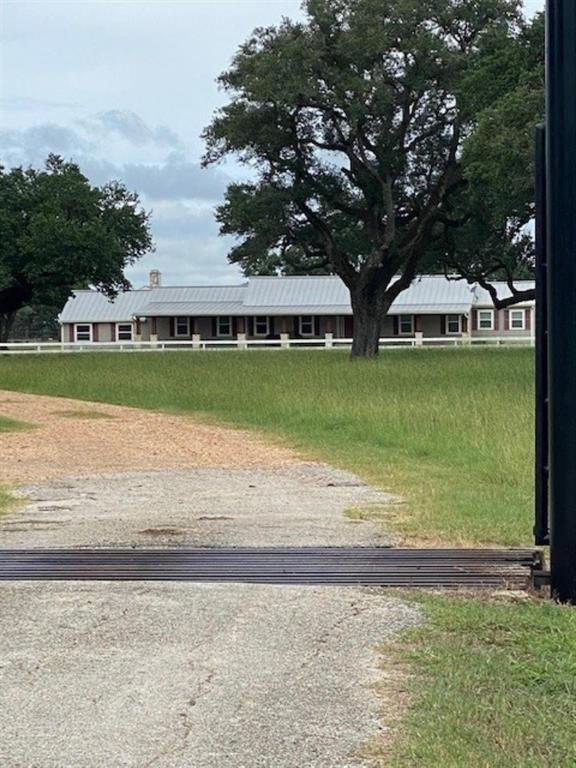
[1,0,544,288]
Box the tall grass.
[0,348,534,545]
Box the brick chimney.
[149,269,162,288]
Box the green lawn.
[385,596,576,768]
[0,347,533,545]
[1,348,573,766]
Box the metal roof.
[59,285,247,322]
[473,281,535,306]
[59,275,532,323]
[243,276,349,308]
[392,276,474,308]
[59,290,152,323]
[241,275,473,315]
[139,300,246,317]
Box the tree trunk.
[0,312,17,343]
[350,279,391,358]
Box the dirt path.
[0,390,417,768]
[0,389,297,484]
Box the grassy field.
[0,347,533,545]
[2,347,573,766]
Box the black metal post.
[546,0,576,603]
[534,124,549,547]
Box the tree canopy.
[204,0,541,356]
[442,10,544,307]
[0,155,153,341]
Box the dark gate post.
[534,124,549,547]
[546,0,576,603]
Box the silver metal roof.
[241,275,473,314]
[59,285,247,322]
[243,276,349,308]
[139,300,246,317]
[392,276,474,308]
[59,275,532,323]
[59,290,152,323]
[473,281,535,306]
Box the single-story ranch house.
[59,272,535,344]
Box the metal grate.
[0,548,542,588]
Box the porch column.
[462,314,472,344]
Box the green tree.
[203,0,526,356]
[10,305,61,341]
[0,155,153,341]
[442,11,544,306]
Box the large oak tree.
[204,0,526,356]
[0,155,153,341]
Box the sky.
[0,0,545,288]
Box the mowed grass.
[0,347,533,545]
[384,596,576,768]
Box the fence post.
[192,333,201,350]
[325,332,333,349]
[414,331,423,347]
[280,333,290,349]
[237,333,247,350]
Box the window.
[299,316,315,336]
[74,324,92,342]
[446,315,461,334]
[116,323,133,341]
[175,317,190,336]
[478,310,494,330]
[509,309,525,330]
[399,315,414,335]
[254,316,269,336]
[217,316,232,336]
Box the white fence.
[1,335,535,354]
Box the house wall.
[64,308,535,343]
[471,307,534,338]
[98,323,112,343]
[139,321,151,341]
[62,321,145,343]
[419,315,443,337]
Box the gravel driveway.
[0,391,419,768]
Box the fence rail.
[1,335,535,354]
